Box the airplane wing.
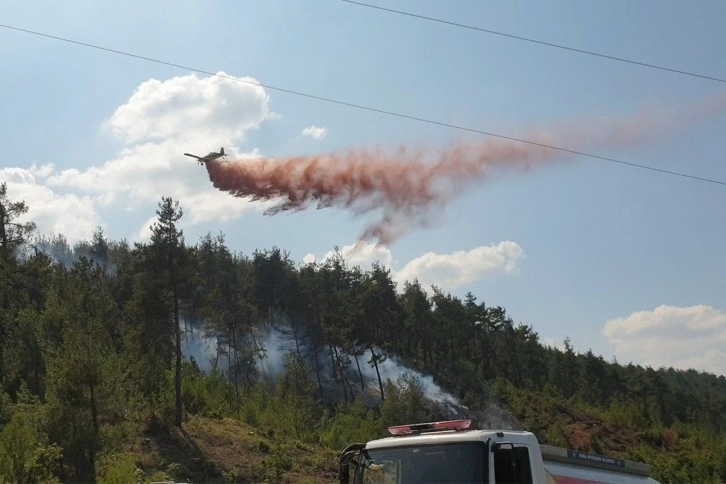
[183,153,203,160]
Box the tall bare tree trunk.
[369,345,385,401]
[174,299,182,426]
[172,255,183,427]
[313,343,324,399]
[89,380,99,483]
[353,348,365,391]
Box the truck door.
[492,443,533,484]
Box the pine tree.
[149,196,189,427]
[0,182,36,260]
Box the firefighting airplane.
[184,147,226,165]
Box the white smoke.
[251,323,464,408]
[182,322,217,373]
[26,232,118,275]
[256,325,291,379]
[179,319,521,428]
[180,320,461,409]
[354,347,461,407]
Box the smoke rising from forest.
[182,324,216,373]
[204,92,726,245]
[181,322,522,428]
[182,321,459,407]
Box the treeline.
[1,186,724,482]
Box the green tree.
[0,409,60,484]
[380,372,431,426]
[313,250,357,403]
[358,262,399,400]
[297,262,329,400]
[399,280,432,369]
[195,233,259,412]
[0,182,36,259]
[39,257,122,482]
[149,197,188,427]
[547,337,579,397]
[0,186,38,397]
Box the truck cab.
[339,419,660,484]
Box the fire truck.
[339,419,660,483]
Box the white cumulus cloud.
[1,167,102,246]
[395,242,524,289]
[106,72,273,143]
[301,125,327,140]
[602,305,726,376]
[305,241,394,269]
[304,240,524,292]
[30,71,278,240]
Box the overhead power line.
[339,0,726,85]
[1,23,725,187]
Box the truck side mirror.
[339,443,366,484]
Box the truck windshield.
[357,441,487,483]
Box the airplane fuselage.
[184,147,226,165]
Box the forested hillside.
[1,186,725,483]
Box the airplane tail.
[220,147,225,156]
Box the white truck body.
[339,420,660,484]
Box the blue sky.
[1,0,725,375]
